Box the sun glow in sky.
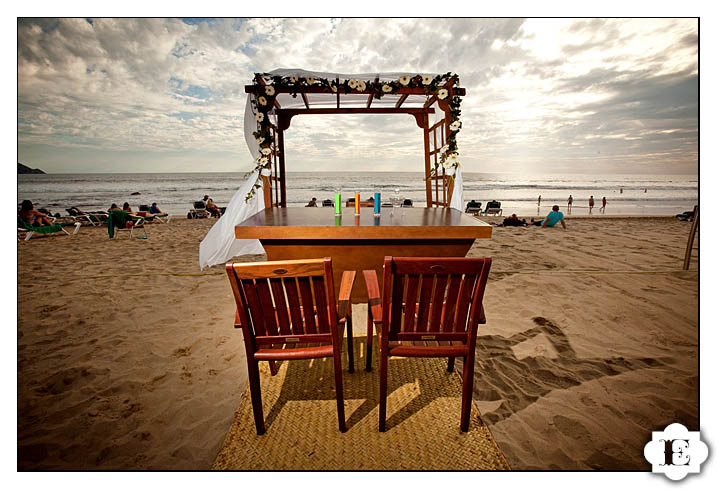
[16,17,698,175]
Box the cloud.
[17,17,698,174]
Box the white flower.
[265,85,275,96]
[256,112,265,122]
[348,79,358,89]
[256,136,265,144]
[330,83,337,93]
[437,88,449,99]
[289,76,297,83]
[446,153,459,165]
[261,147,272,155]
[449,120,461,131]
[382,83,393,93]
[440,144,449,154]
[399,75,411,86]
[259,156,268,165]
[260,168,272,176]
[422,74,433,85]
[357,80,366,91]
[306,77,315,84]
[258,96,267,106]
[444,166,456,176]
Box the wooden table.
[235,207,492,303]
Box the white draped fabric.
[198,69,465,270]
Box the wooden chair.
[363,256,492,432]
[226,258,356,434]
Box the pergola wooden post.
[246,75,465,209]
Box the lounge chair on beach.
[402,199,413,207]
[66,207,107,226]
[138,205,171,224]
[465,200,482,215]
[107,210,147,239]
[187,201,209,219]
[321,199,333,207]
[226,257,356,435]
[482,200,503,216]
[676,210,695,221]
[363,256,492,432]
[18,216,80,241]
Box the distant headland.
[18,163,46,174]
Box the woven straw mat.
[213,337,510,470]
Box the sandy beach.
[17,214,698,470]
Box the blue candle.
[374,192,381,215]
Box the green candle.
[334,192,341,215]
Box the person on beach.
[500,213,527,227]
[588,196,595,213]
[19,200,54,226]
[600,197,607,213]
[531,205,566,229]
[203,195,221,218]
[123,202,134,214]
[567,195,573,214]
[537,195,541,207]
[305,197,318,207]
[108,203,121,213]
[150,203,163,214]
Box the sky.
[16,17,699,175]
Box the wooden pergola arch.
[245,73,465,209]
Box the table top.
[235,207,492,240]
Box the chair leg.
[460,355,475,432]
[379,350,388,432]
[332,350,347,432]
[366,309,374,372]
[447,357,455,372]
[246,359,266,435]
[346,313,354,373]
[268,360,278,376]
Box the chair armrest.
[336,270,356,322]
[362,269,383,324]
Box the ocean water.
[17,172,698,218]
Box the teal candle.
[334,192,341,215]
[374,192,381,214]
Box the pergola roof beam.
[395,93,409,108]
[366,76,380,108]
[279,108,435,116]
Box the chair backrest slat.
[270,278,292,335]
[428,274,448,332]
[415,275,434,332]
[389,273,405,335]
[453,274,477,332]
[297,276,317,334]
[403,274,420,332]
[240,279,268,337]
[284,277,305,335]
[255,278,279,336]
[312,275,331,333]
[441,275,462,332]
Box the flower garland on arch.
[245,72,462,201]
